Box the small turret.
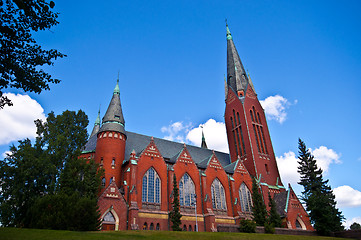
[90,109,101,138]
[95,77,127,193]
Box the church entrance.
[101,211,116,230]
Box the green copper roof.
[226,23,232,40]
[95,109,101,125]
[114,78,120,95]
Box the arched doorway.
[101,209,119,231]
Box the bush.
[264,222,275,234]
[28,193,100,231]
[239,219,256,233]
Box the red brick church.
[80,24,313,232]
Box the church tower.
[224,23,284,193]
[95,78,127,191]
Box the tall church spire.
[99,78,126,135]
[90,109,101,138]
[226,22,255,96]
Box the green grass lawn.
[0,227,346,240]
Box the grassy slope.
[0,228,346,240]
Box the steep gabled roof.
[83,131,232,172]
[273,190,288,218]
[223,160,238,174]
[124,131,231,170]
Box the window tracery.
[142,167,161,203]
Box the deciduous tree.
[0,0,65,108]
[0,110,102,230]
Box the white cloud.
[1,150,12,158]
[186,119,228,153]
[344,216,361,229]
[260,95,291,124]
[311,146,341,173]
[161,119,229,153]
[276,146,341,186]
[334,185,361,208]
[161,121,192,142]
[0,93,46,145]
[276,151,300,186]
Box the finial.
[95,107,101,125]
[113,73,120,95]
[183,143,186,148]
[226,20,232,40]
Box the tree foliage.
[297,138,344,235]
[350,222,361,230]
[239,219,256,233]
[267,193,282,228]
[251,177,267,226]
[0,0,65,108]
[0,110,102,230]
[169,173,182,231]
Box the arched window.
[188,225,192,231]
[295,217,306,230]
[211,178,227,210]
[239,183,252,212]
[143,222,148,230]
[101,177,106,187]
[183,224,187,231]
[103,211,115,223]
[142,168,161,203]
[179,173,195,206]
[156,223,160,230]
[150,223,154,230]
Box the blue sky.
[1,0,361,228]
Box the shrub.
[264,222,275,234]
[239,219,256,233]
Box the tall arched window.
[239,183,252,212]
[142,168,161,203]
[211,178,227,210]
[179,173,195,206]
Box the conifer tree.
[297,138,344,235]
[251,177,267,226]
[267,193,282,228]
[169,173,182,231]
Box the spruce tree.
[251,177,267,226]
[169,173,182,231]
[267,193,282,228]
[297,138,344,235]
